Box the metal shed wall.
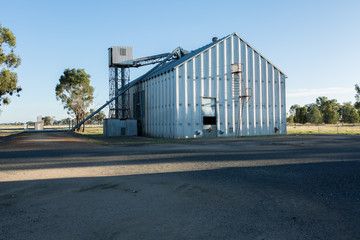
[129,70,177,138]
[130,34,286,138]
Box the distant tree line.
[288,85,360,124]
[16,112,105,127]
[33,111,106,126]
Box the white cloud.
[287,87,354,97]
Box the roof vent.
[212,37,218,42]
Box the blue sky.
[1,0,359,123]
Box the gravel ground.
[1,132,360,240]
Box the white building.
[128,33,287,138]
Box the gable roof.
[132,32,286,85]
[142,34,231,80]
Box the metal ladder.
[232,63,251,137]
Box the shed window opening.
[203,116,216,125]
[202,98,217,125]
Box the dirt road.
[1,132,360,239]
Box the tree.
[355,84,360,109]
[55,69,94,132]
[94,110,106,124]
[355,102,360,110]
[307,105,322,124]
[315,96,329,111]
[316,96,340,124]
[60,117,71,125]
[43,116,53,125]
[294,106,307,124]
[289,104,300,116]
[288,104,300,123]
[322,103,339,124]
[341,102,359,123]
[88,109,106,124]
[287,115,294,124]
[0,24,21,108]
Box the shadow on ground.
[1,162,360,240]
[1,132,360,239]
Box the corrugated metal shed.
[128,32,287,138]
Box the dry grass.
[287,123,360,135]
[78,124,360,136]
[0,125,24,129]
[0,124,103,136]
[0,125,25,137]
[76,126,103,135]
[2,124,360,137]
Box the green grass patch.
[76,127,103,135]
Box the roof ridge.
[132,32,286,84]
[138,34,233,81]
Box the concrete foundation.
[103,119,137,137]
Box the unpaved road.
[1,132,360,240]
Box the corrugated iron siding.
[130,34,286,138]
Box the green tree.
[289,104,300,116]
[355,84,360,109]
[0,24,21,108]
[288,104,300,123]
[307,105,322,124]
[341,102,359,123]
[55,69,94,132]
[60,117,71,125]
[294,106,307,124]
[322,103,339,124]
[43,116,53,125]
[355,102,360,110]
[88,109,106,124]
[316,96,340,124]
[287,115,294,124]
[315,96,329,111]
[95,111,106,124]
